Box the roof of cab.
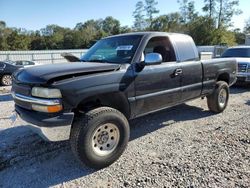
[104,32,188,39]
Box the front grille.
[12,82,32,110]
[14,98,32,110]
[238,63,248,73]
[12,82,31,96]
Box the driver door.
[134,36,182,116]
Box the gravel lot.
[0,86,249,188]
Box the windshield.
[221,48,250,58]
[5,60,16,65]
[81,35,142,64]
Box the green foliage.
[151,13,184,32]
[211,29,236,46]
[188,16,215,45]
[102,16,121,35]
[6,30,31,50]
[233,28,245,44]
[202,0,242,29]
[0,0,245,50]
[0,21,6,30]
[132,0,159,30]
[244,18,250,34]
[144,0,159,27]
[133,1,146,31]
[202,0,216,18]
[0,16,125,50]
[217,0,242,29]
[177,0,198,23]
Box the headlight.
[31,87,62,98]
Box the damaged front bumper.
[15,105,74,142]
[12,92,74,142]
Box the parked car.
[14,60,35,66]
[0,60,23,86]
[12,32,237,169]
[221,46,250,83]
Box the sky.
[0,0,249,31]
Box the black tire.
[70,107,130,169]
[207,81,229,113]
[1,74,12,86]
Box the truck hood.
[14,62,120,85]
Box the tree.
[203,0,216,19]
[244,17,250,34]
[211,28,236,46]
[75,19,102,31]
[233,28,245,45]
[102,16,121,35]
[0,21,6,30]
[6,30,31,50]
[188,16,216,45]
[120,26,132,34]
[30,31,46,50]
[133,1,146,31]
[151,15,170,31]
[151,13,184,32]
[186,1,198,22]
[202,0,241,29]
[177,0,198,23]
[144,0,159,29]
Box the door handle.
[174,68,183,76]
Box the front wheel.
[207,81,229,113]
[70,107,130,169]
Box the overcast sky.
[0,0,249,31]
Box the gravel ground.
[0,86,249,188]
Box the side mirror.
[144,53,162,65]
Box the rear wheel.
[70,107,130,169]
[1,74,12,86]
[207,81,229,113]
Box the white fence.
[0,49,88,64]
[197,45,227,58]
[245,34,250,45]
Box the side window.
[144,37,176,62]
[0,62,5,69]
[15,61,22,65]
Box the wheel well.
[75,92,130,119]
[217,73,229,84]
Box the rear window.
[221,48,250,58]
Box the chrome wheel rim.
[2,75,12,86]
[218,88,227,108]
[92,123,120,156]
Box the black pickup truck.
[12,32,237,169]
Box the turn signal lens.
[47,105,63,113]
[32,104,63,113]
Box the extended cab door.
[180,61,203,101]
[134,36,182,116]
[170,34,203,101]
